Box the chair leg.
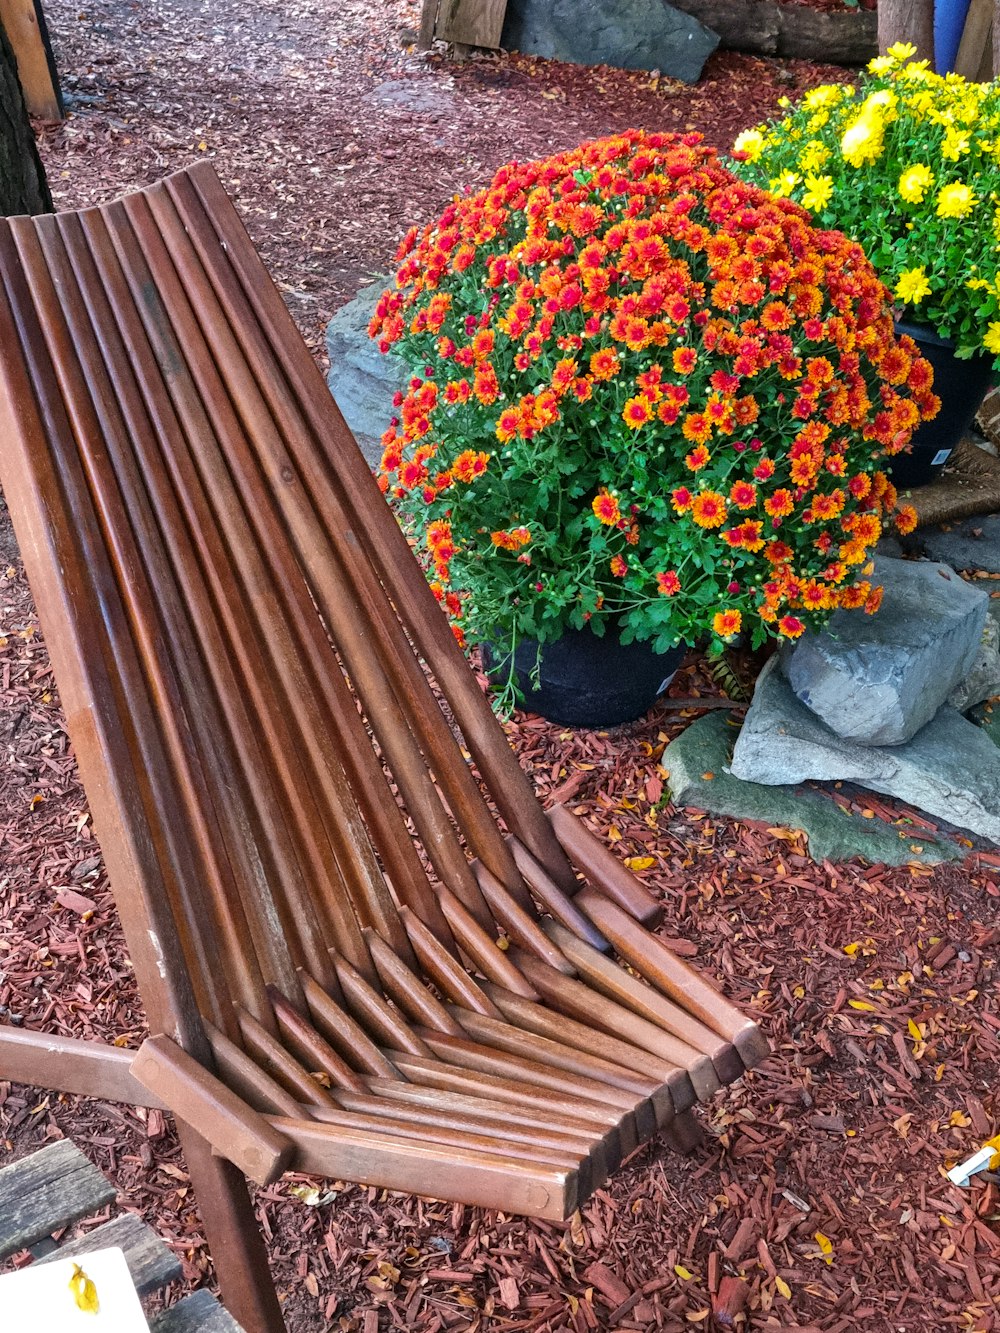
[176,1119,287,1333]
[662,1109,704,1155]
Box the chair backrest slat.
[0,220,210,1055]
[169,165,578,894]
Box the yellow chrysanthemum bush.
[732,43,1000,363]
[370,132,935,708]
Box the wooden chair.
[0,1138,244,1331]
[0,165,767,1333]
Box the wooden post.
[0,0,61,120]
[176,1122,288,1333]
[955,0,996,79]
[877,0,934,65]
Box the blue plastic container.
[935,0,973,74]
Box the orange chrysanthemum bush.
[370,131,936,692]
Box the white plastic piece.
[0,1246,150,1330]
[947,1146,995,1188]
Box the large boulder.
[730,658,1000,846]
[500,0,719,83]
[949,610,1000,713]
[326,277,410,468]
[784,557,987,747]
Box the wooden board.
[422,0,507,48]
[0,1141,116,1258]
[37,1214,182,1297]
[954,0,995,79]
[0,0,61,120]
[150,1291,245,1333]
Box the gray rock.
[326,278,411,467]
[949,614,1000,712]
[784,556,987,746]
[881,513,1000,575]
[731,658,1000,846]
[501,0,719,83]
[664,710,960,865]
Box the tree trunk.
[994,0,1000,76]
[0,18,51,215]
[877,0,934,65]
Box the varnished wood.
[132,1036,295,1185]
[0,164,766,1325]
[0,0,61,120]
[275,1118,578,1220]
[548,804,663,926]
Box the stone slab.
[500,0,719,83]
[949,612,1000,712]
[663,709,960,865]
[325,277,410,467]
[731,658,1000,847]
[880,513,1000,575]
[784,556,987,746]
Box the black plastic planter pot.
[889,320,995,490]
[487,625,686,728]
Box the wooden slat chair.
[0,164,768,1333]
[0,1139,244,1331]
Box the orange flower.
[801,581,828,610]
[729,480,757,509]
[894,505,918,535]
[490,526,532,550]
[495,407,520,442]
[865,586,885,615]
[610,554,628,577]
[789,454,818,487]
[453,450,490,483]
[589,347,621,381]
[685,444,711,471]
[592,490,622,525]
[672,346,697,375]
[691,490,727,529]
[681,413,712,445]
[764,489,794,519]
[426,519,454,552]
[839,581,870,609]
[657,570,681,596]
[671,486,693,514]
[778,615,805,639]
[623,394,654,428]
[808,490,845,521]
[713,609,742,637]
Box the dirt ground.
[1,1,998,1330]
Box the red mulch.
[1,2,997,1331]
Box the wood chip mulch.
[2,2,998,1330]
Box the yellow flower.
[887,41,917,61]
[907,89,936,118]
[898,163,934,203]
[942,128,970,160]
[936,181,976,218]
[895,266,932,304]
[733,128,765,161]
[769,170,800,199]
[864,89,897,116]
[985,322,1000,355]
[798,139,831,173]
[802,85,840,111]
[841,112,885,168]
[867,54,895,75]
[801,174,834,212]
